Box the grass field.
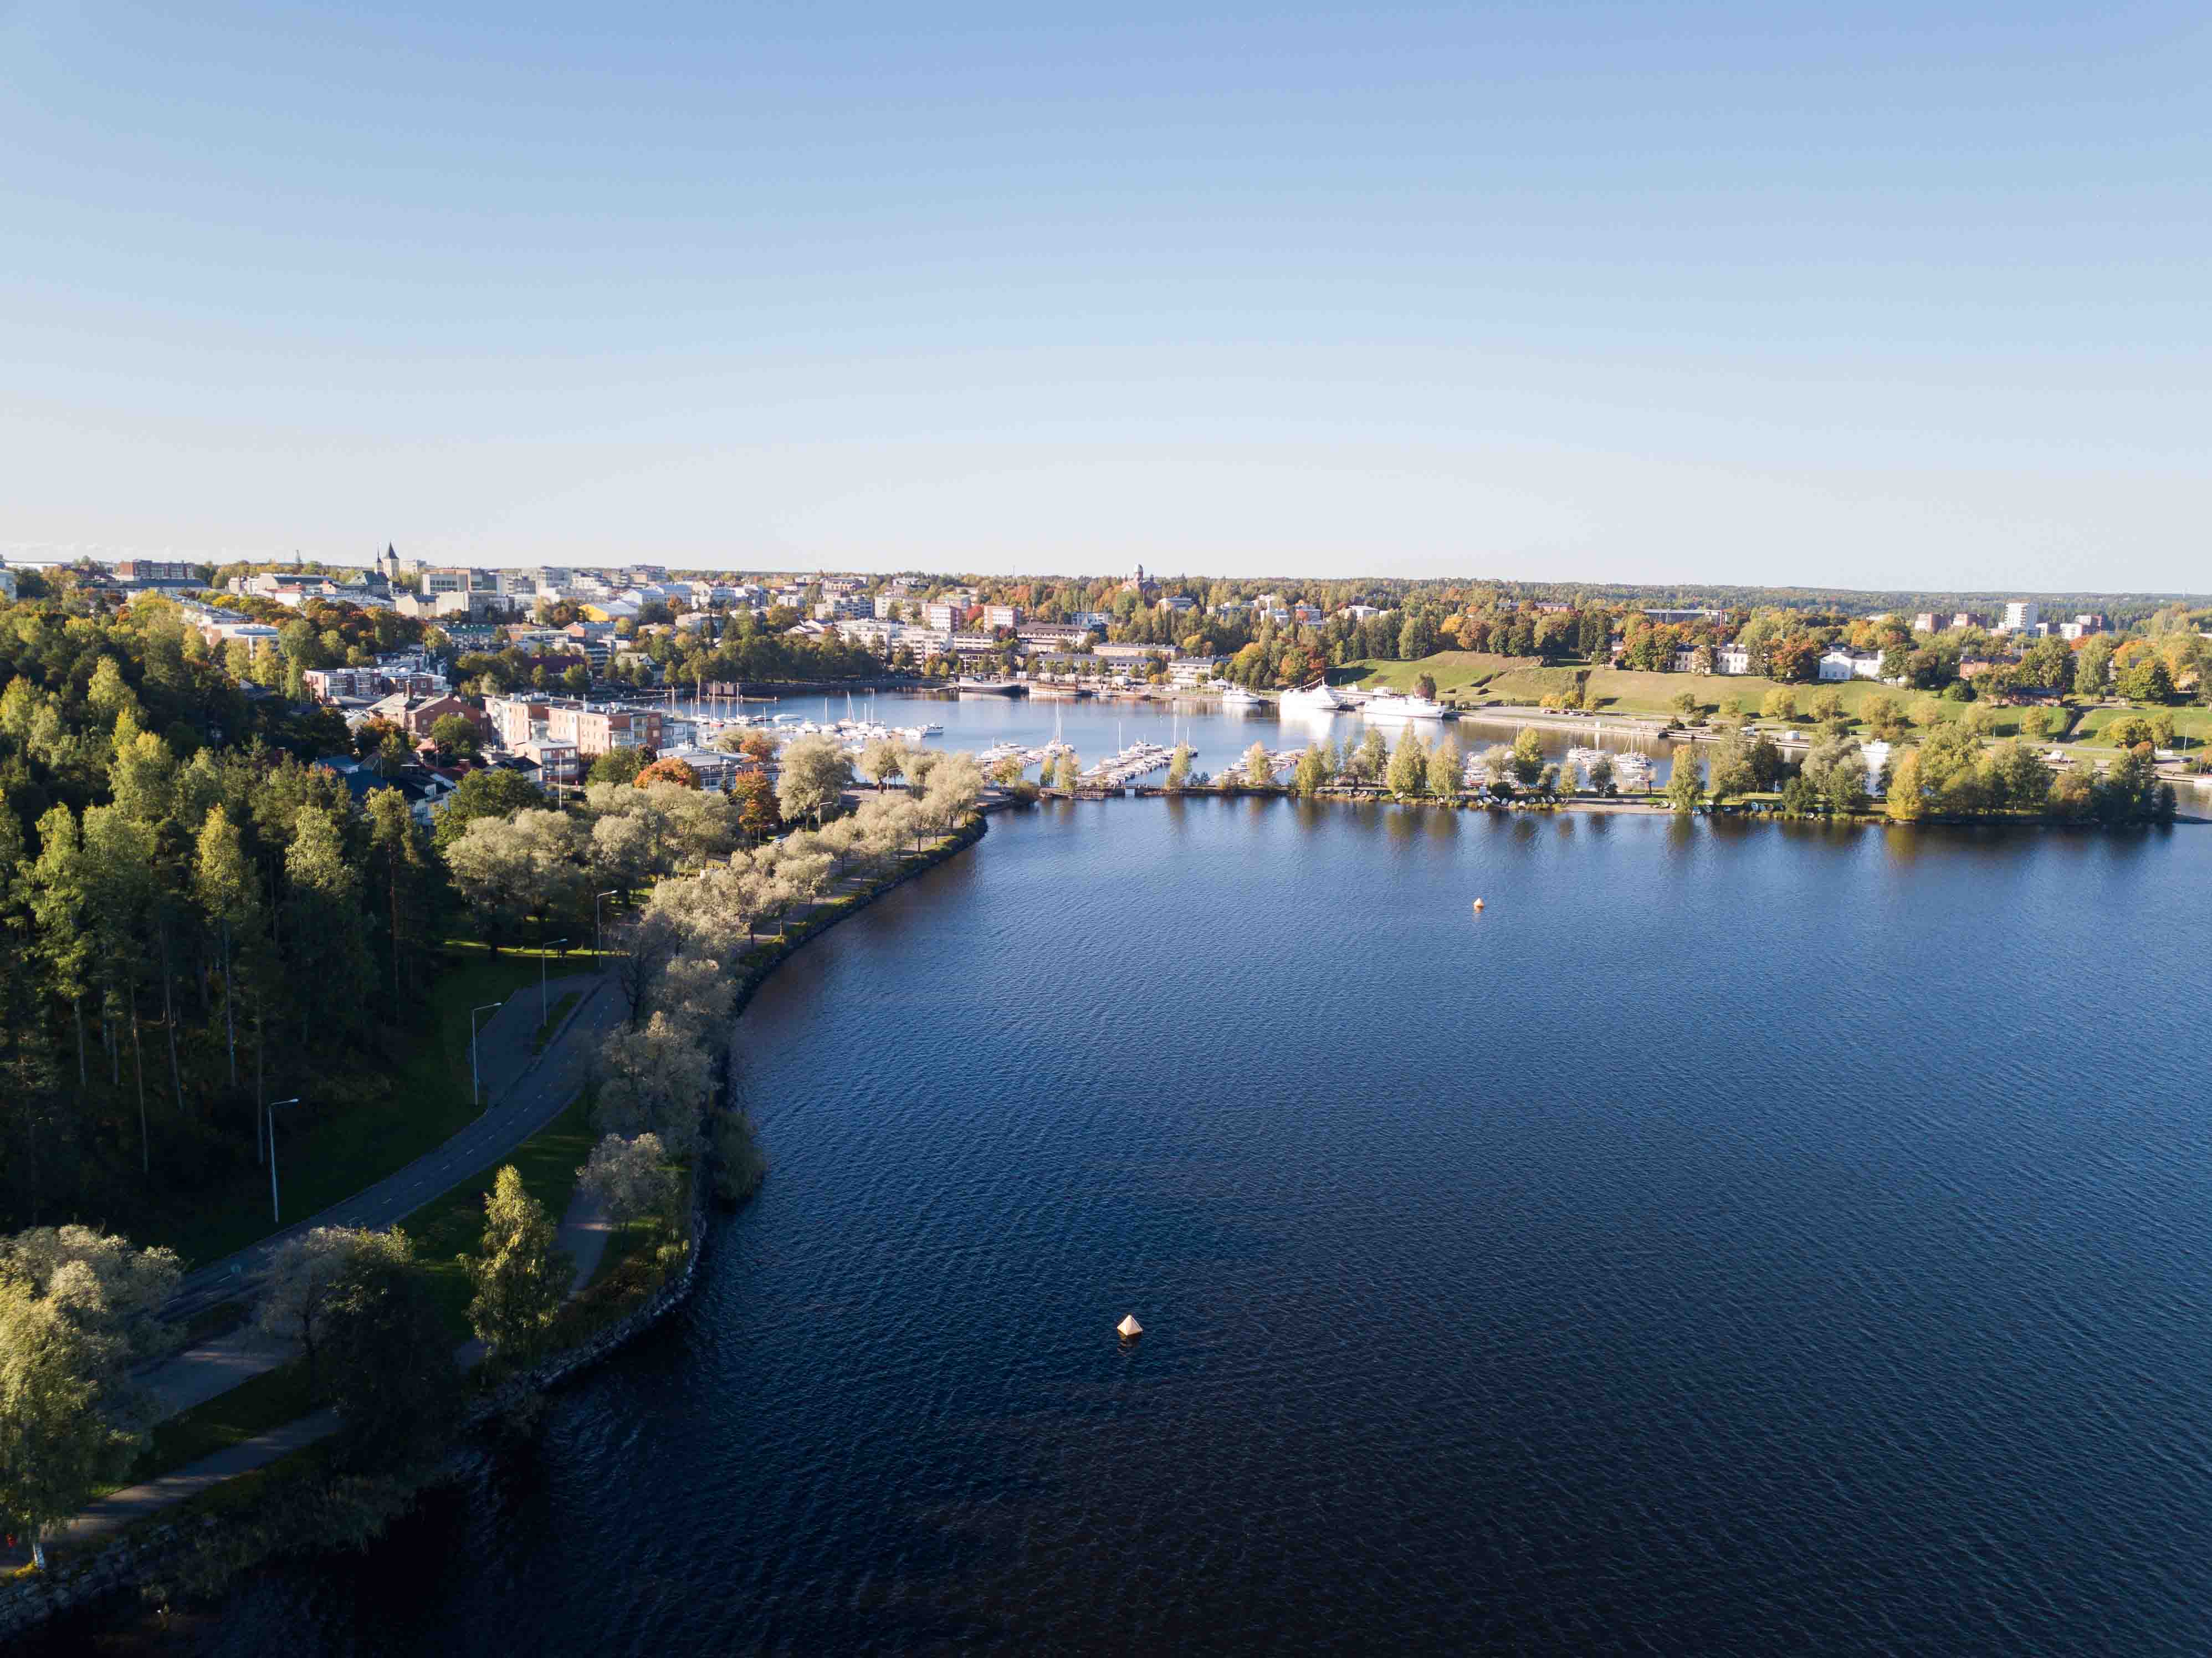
[122,1360,316,1489]
[146,948,585,1270]
[400,1091,600,1339]
[1340,654,2158,740]
[2067,704,2212,751]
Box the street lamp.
[541,939,569,1026]
[595,891,619,965]
[470,1003,502,1110]
[266,1098,300,1225]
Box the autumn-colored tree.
[633,756,700,790]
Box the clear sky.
[3,2,2206,590]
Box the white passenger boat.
[1278,682,1348,714]
[1361,690,1447,721]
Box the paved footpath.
[37,831,974,1563]
[54,1182,619,1553]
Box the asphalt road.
[161,970,622,1324]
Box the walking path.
[29,825,979,1567]
[54,1184,619,1553]
[138,971,621,1418]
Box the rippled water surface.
[173,802,2212,1654]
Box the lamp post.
[266,1098,300,1225]
[470,1003,501,1111]
[595,891,618,966]
[542,939,569,1026]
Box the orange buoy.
[1472,898,1485,911]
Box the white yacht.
[1361,690,1447,721]
[1278,682,1347,715]
[1217,684,1264,708]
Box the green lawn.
[2066,704,2212,751]
[145,948,580,1270]
[401,1091,600,1340]
[121,1360,316,1490]
[1341,652,1543,697]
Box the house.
[1168,656,1225,687]
[1817,648,1883,682]
[1337,603,1387,620]
[1092,642,1169,668]
[1716,644,1753,675]
[0,566,16,603]
[1017,623,1093,653]
[1070,611,1111,632]
[1158,595,1196,615]
[981,603,1021,630]
[922,601,970,631]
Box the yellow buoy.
[1117,1313,1143,1339]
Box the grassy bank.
[142,946,594,1271]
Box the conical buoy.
[1472,898,1484,912]
[1117,1313,1143,1339]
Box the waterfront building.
[2002,600,2042,633]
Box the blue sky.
[3,1,2206,589]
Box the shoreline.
[0,813,995,1643]
[1110,785,2208,828]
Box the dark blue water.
[168,804,2212,1654]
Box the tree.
[1885,749,1926,821]
[1671,689,1702,723]
[588,747,649,786]
[462,1166,571,1363]
[1767,636,1821,683]
[595,1011,714,1148]
[1665,750,1704,812]
[1386,726,1427,795]
[1705,734,1758,801]
[776,734,851,828]
[1294,742,1330,796]
[1414,672,1439,702]
[428,713,481,760]
[2074,636,2115,700]
[561,664,591,695]
[0,1281,136,1570]
[2119,656,2176,705]
[319,1230,459,1470]
[1426,735,1462,799]
[1586,755,1615,796]
[858,737,908,791]
[1166,743,1194,789]
[1760,688,1799,723]
[576,1132,676,1226]
[633,756,699,789]
[432,766,544,850]
[1508,728,1545,787]
[1802,738,1868,812]
[1810,689,1845,724]
[1050,750,1082,791]
[2020,707,2055,743]
[257,1225,380,1392]
[1243,741,1275,788]
[730,771,782,843]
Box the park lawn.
[147,949,571,1270]
[2068,704,2212,751]
[118,1360,316,1490]
[406,1091,600,1340]
[1341,652,1542,696]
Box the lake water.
[694,686,1692,781]
[96,780,2212,1655]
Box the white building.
[2002,601,2041,633]
[1168,656,1225,687]
[1816,648,1880,681]
[1716,644,1753,675]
